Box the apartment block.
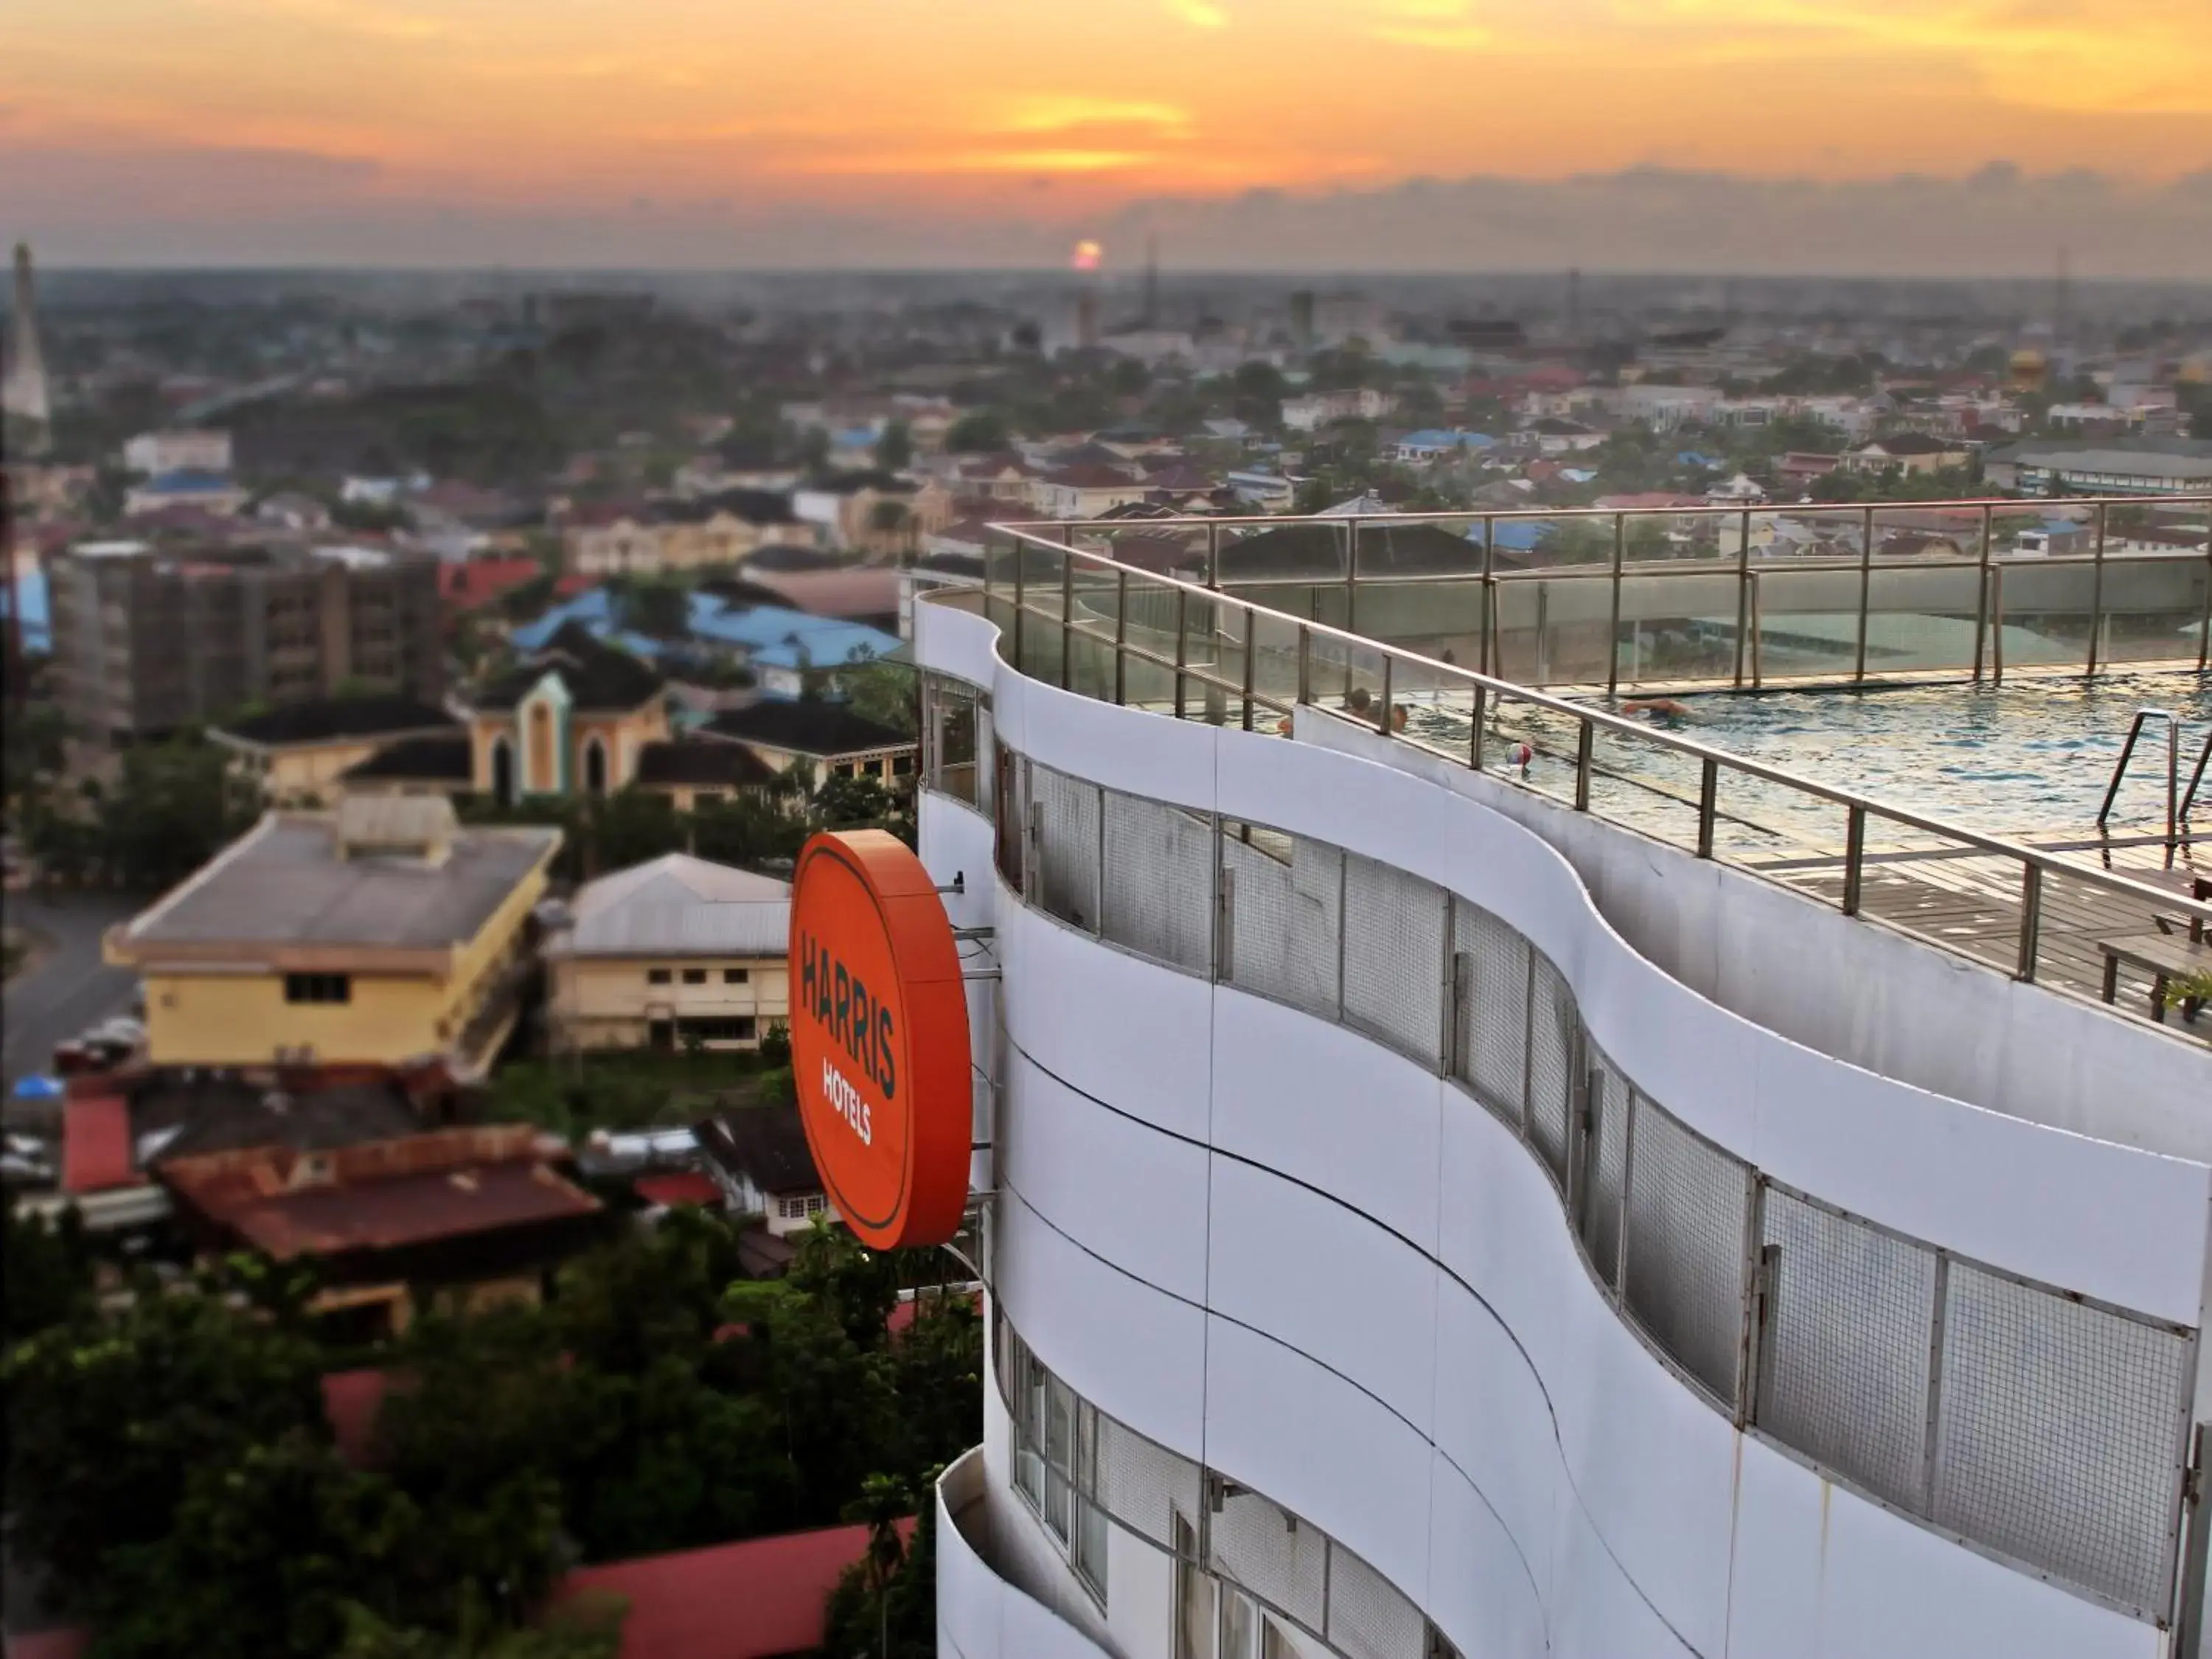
[47,540,445,744]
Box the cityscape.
[4,6,2212,1659]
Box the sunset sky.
[4,0,2210,270]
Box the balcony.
[913,535,2212,1657]
[937,1448,1113,1659]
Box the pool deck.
[1739,830,2211,1034]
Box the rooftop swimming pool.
[1404,668,2212,852]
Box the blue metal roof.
[7,568,50,653]
[144,469,235,493]
[510,588,615,651]
[509,585,899,669]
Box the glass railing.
[974,504,2212,1033]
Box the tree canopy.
[1,1214,975,1659]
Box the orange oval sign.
[788,830,973,1250]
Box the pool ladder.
[2097,707,2211,849]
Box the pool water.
[1401,669,2212,848]
[1661,671,2212,836]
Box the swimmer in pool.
[1620,698,1691,721]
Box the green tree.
[2,1201,94,1344]
[92,734,261,892]
[619,579,692,639]
[2,700,67,807]
[373,1307,577,1628]
[945,411,1009,453]
[867,499,913,552]
[822,1470,935,1659]
[813,773,900,833]
[335,1593,628,1659]
[874,421,914,471]
[90,1430,420,1659]
[887,1293,984,1476]
[2,1271,329,1607]
[835,656,919,736]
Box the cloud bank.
[4,147,2209,277]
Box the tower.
[1566,267,1583,344]
[3,243,53,454]
[2053,243,2071,349]
[1143,234,1160,332]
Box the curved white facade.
[920,592,2212,1659]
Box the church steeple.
[3,243,53,454]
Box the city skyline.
[4,0,2211,271]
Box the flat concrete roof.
[119,813,560,957]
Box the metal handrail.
[2185,731,2211,828]
[1006,491,2212,692]
[2097,709,2183,848]
[1001,489,2212,534]
[985,523,2212,992]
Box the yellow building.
[105,796,562,1080]
[211,696,462,807]
[337,624,773,810]
[544,853,790,1052]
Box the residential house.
[1526,417,1606,456]
[543,854,790,1053]
[122,470,249,517]
[122,429,232,476]
[1705,472,1768,505]
[1032,465,1152,519]
[1225,470,1298,510]
[561,491,812,577]
[698,701,916,790]
[952,455,1043,507]
[1776,452,1844,488]
[158,1125,602,1338]
[1984,438,2212,495]
[103,796,561,1079]
[792,471,953,552]
[211,695,462,806]
[254,491,333,532]
[1617,385,1722,431]
[1392,430,1496,466]
[1844,434,1974,476]
[698,1102,835,1249]
[1281,389,1398,432]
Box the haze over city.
[6,0,2211,272]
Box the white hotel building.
[911,509,2212,1659]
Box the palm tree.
[841,1472,913,1659]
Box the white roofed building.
[542,854,792,1053]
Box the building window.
[776,1192,828,1221]
[723,967,749,984]
[676,1015,757,1044]
[284,973,351,1005]
[681,967,707,985]
[647,967,672,985]
[583,734,608,796]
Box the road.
[2,888,141,1093]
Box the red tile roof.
[159,1127,600,1259]
[61,1094,139,1194]
[440,557,543,611]
[557,1523,913,1659]
[321,1368,405,1469]
[4,1629,89,1659]
[633,1172,724,1208]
